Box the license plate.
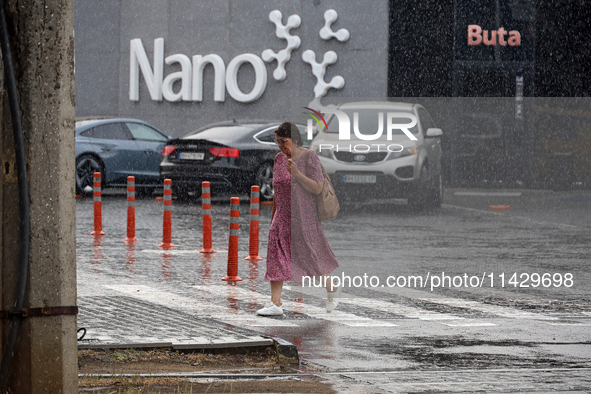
[342,175,376,183]
[180,152,204,160]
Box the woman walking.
[256,122,340,316]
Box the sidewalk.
[77,293,298,361]
[76,190,300,361]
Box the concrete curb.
[269,336,300,364]
[78,338,273,351]
[79,372,302,379]
[78,336,299,364]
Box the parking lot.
[76,187,591,392]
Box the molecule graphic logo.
[301,50,345,107]
[262,10,302,82]
[263,8,350,107]
[319,9,351,42]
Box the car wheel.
[428,173,443,208]
[76,155,104,195]
[135,187,154,198]
[172,185,190,201]
[255,163,274,201]
[408,165,428,211]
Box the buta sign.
[467,24,521,46]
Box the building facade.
[75,0,591,187]
[75,0,390,136]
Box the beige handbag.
[304,150,340,221]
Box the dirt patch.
[78,347,290,374]
[78,348,336,393]
[79,377,336,393]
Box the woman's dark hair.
[275,122,303,147]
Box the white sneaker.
[326,286,343,313]
[256,303,284,316]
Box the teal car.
[75,118,170,194]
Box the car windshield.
[184,125,263,141]
[326,109,418,136]
[75,120,97,130]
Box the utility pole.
[0,0,77,392]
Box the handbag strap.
[301,150,319,208]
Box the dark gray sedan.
[75,118,170,194]
[160,120,308,201]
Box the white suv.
[309,101,443,209]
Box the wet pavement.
[77,294,275,351]
[77,188,591,392]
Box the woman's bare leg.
[323,275,341,312]
[270,281,283,306]
[309,275,337,292]
[319,275,337,293]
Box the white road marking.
[139,249,229,254]
[104,283,565,331]
[416,297,558,320]
[453,192,522,197]
[442,321,497,327]
[290,284,558,323]
[104,284,297,327]
[339,296,464,320]
[194,285,397,327]
[443,204,579,229]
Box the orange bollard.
[245,185,263,261]
[123,176,138,242]
[222,197,242,282]
[199,181,216,253]
[159,179,175,248]
[90,172,105,235]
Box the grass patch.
[78,348,336,393]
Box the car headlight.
[312,145,334,159]
[387,146,417,160]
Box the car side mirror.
[426,128,443,138]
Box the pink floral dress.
[265,150,339,281]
